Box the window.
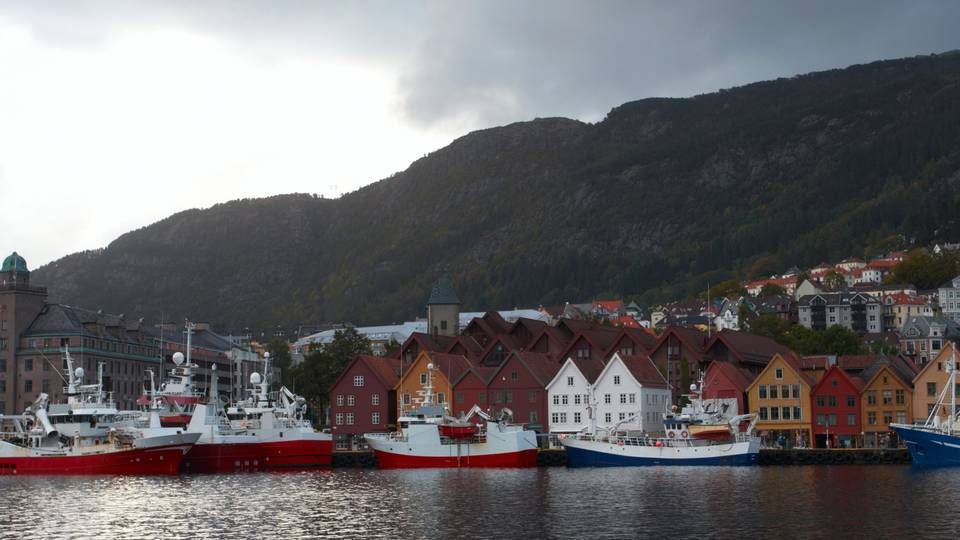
[511,371,518,381]
[782,385,790,399]
[335,413,344,425]
[0,359,5,372]
[41,380,49,393]
[770,407,779,420]
[354,375,364,387]
[793,407,801,420]
[561,394,568,405]
[437,392,446,404]
[847,395,855,407]
[504,391,511,404]
[868,412,877,425]
[816,396,825,407]
[867,391,876,405]
[529,391,537,404]
[567,376,574,386]
[620,394,627,404]
[559,413,568,423]
[553,395,560,405]
[816,414,826,426]
[336,394,344,406]
[896,411,907,424]
[758,407,768,420]
[420,373,427,385]
[455,392,464,404]
[782,407,791,420]
[403,393,411,405]
[0,380,4,393]
[759,385,767,399]
[551,413,560,424]
[847,413,856,426]
[828,414,837,426]
[882,390,892,405]
[574,395,581,405]
[574,412,581,423]
[792,385,800,398]
[629,393,636,404]
[371,412,381,425]
[883,412,893,425]
[769,385,778,399]
[895,390,905,405]
[827,396,837,407]
[529,411,538,423]
[604,413,612,423]
[775,368,783,380]
[614,375,621,385]
[345,413,355,425]
[604,394,611,404]
[347,395,355,406]
[25,358,33,372]
[478,391,486,403]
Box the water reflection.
[1,466,958,539]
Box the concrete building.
[797,293,882,334]
[938,274,960,322]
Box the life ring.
[681,431,689,439]
[618,439,624,447]
[668,431,676,439]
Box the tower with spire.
[426,275,461,338]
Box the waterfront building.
[485,351,560,432]
[910,343,960,424]
[648,326,708,403]
[939,274,960,322]
[545,356,605,434]
[747,353,815,448]
[809,365,863,448]
[898,315,960,367]
[395,350,471,413]
[859,359,913,448]
[797,293,883,334]
[703,329,795,377]
[701,360,756,418]
[450,364,494,418]
[328,354,400,450]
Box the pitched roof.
[426,275,460,305]
[570,356,606,385]
[403,332,457,353]
[812,365,865,394]
[705,360,755,392]
[775,352,819,387]
[650,326,708,356]
[705,329,794,366]
[446,335,486,361]
[425,352,474,384]
[618,354,669,389]
[514,351,563,387]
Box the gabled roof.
[526,324,571,352]
[911,342,960,383]
[556,329,621,362]
[857,355,916,388]
[331,354,401,391]
[508,316,548,338]
[704,329,794,366]
[425,352,473,384]
[860,360,911,394]
[489,351,563,387]
[401,332,457,355]
[616,354,669,389]
[704,360,756,393]
[749,353,818,388]
[650,326,708,357]
[445,335,486,361]
[811,365,865,395]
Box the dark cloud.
[4,1,959,129]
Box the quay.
[331,448,911,468]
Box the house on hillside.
[898,316,960,367]
[939,274,960,322]
[797,293,882,334]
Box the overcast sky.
[1,1,958,268]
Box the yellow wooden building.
[911,342,959,423]
[394,350,472,416]
[746,353,815,448]
[860,362,913,448]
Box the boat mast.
[424,362,434,405]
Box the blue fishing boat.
[891,351,960,467]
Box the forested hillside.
[34,52,960,330]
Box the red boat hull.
[182,439,333,473]
[372,448,538,469]
[0,444,191,476]
[160,415,192,428]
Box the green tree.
[822,271,847,290]
[289,328,372,426]
[888,248,960,288]
[704,280,746,300]
[266,338,293,388]
[758,283,787,297]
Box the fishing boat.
[135,351,203,428]
[891,349,960,466]
[182,357,333,473]
[363,363,538,468]
[561,380,760,466]
[0,349,199,475]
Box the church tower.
[426,275,460,338]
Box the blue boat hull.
[563,443,759,467]
[892,425,960,467]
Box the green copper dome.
[427,275,460,305]
[1,252,28,273]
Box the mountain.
[34,52,960,330]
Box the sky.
[1,1,958,268]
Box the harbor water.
[1,466,958,539]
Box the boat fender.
[680,431,688,439]
[668,431,676,439]
[618,439,624,447]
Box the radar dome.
[427,363,434,370]
[74,367,84,380]
[690,383,698,392]
[250,372,262,385]
[172,352,185,366]
[264,352,270,359]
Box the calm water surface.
[1,466,958,539]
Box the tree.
[289,328,372,427]
[888,248,960,289]
[822,271,847,290]
[266,338,293,388]
[758,283,787,297]
[704,279,746,300]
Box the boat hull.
[892,425,960,467]
[370,447,538,468]
[182,439,333,473]
[562,438,760,467]
[0,442,192,475]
